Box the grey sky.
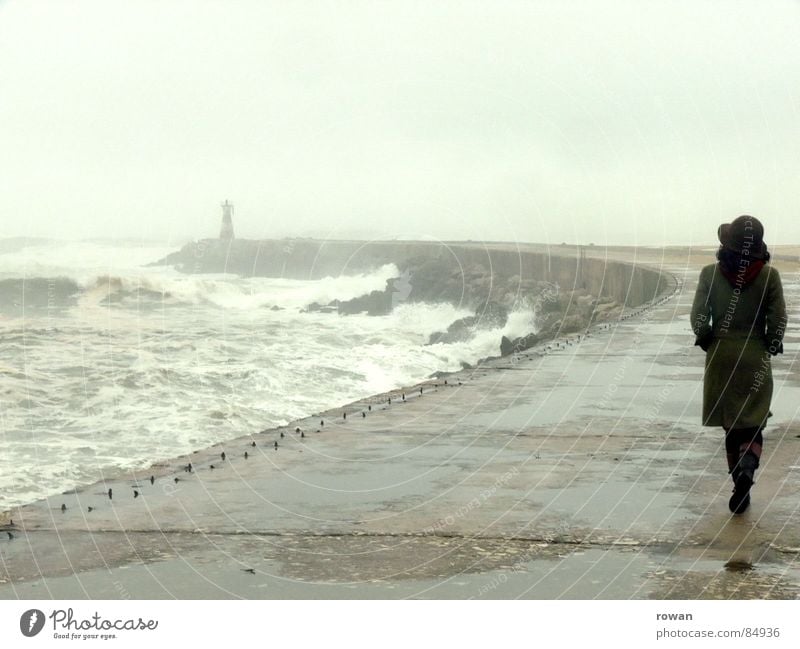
[1,0,798,246]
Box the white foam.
[0,242,534,510]
[0,239,178,282]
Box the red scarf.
[720,259,765,287]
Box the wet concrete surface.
[2,250,800,598]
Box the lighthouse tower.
[219,200,235,240]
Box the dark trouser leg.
[724,427,738,475]
[724,426,763,514]
[724,426,763,479]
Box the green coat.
[690,262,787,429]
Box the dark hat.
[718,215,767,258]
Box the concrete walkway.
[2,252,800,598]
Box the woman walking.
[690,215,787,514]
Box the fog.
[1,0,798,246]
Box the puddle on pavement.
[643,555,800,599]
[724,560,754,572]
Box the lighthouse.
[220,200,235,240]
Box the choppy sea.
[0,239,538,509]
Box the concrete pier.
[2,247,799,599]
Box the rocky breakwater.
[154,238,672,359]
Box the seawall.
[157,238,674,311]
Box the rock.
[500,332,540,357]
[428,369,454,379]
[302,301,340,314]
[337,285,394,315]
[428,302,509,345]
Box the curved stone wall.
[157,238,675,309]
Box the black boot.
[729,453,757,514]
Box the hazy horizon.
[1,0,799,246]
[3,230,798,253]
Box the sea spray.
[0,240,508,509]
